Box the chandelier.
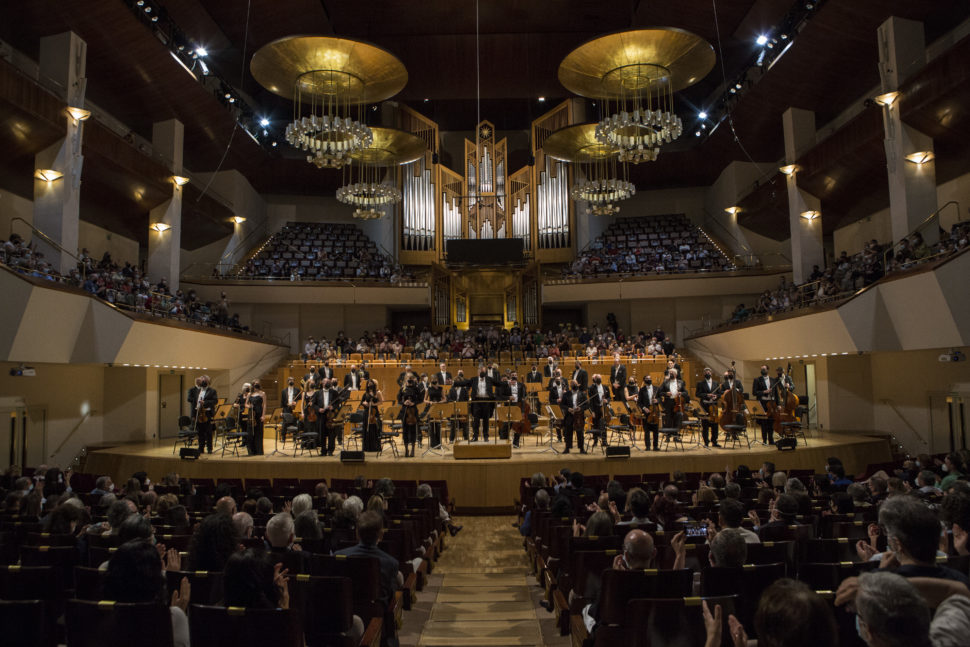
[250,36,408,169]
[559,29,715,163]
[338,127,427,220]
[543,123,634,216]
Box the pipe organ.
[402,154,436,251]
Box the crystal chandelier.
[594,63,682,163]
[337,127,426,220]
[543,124,635,216]
[250,36,408,169]
[352,207,385,220]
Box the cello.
[718,363,745,432]
[774,363,799,433]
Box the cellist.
[695,368,722,448]
[753,365,776,445]
[637,375,660,451]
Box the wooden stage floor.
[85,431,892,512]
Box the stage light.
[905,151,933,165]
[537,96,546,102]
[423,98,429,102]
[756,35,768,46]
[698,111,707,119]
[259,118,270,127]
[195,46,207,57]
[34,169,63,182]
[172,175,190,186]
[151,222,171,232]
[779,164,799,175]
[272,142,278,147]
[695,131,701,137]
[67,106,91,122]
[874,91,900,107]
[800,210,820,220]
[724,206,741,215]
[233,216,247,224]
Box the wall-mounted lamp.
[34,169,63,182]
[873,91,900,107]
[724,206,741,215]
[779,164,800,176]
[151,222,171,232]
[171,175,190,186]
[66,107,91,123]
[905,151,934,165]
[232,216,247,224]
[800,210,821,220]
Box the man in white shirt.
[438,362,452,386]
[469,369,495,442]
[281,378,302,416]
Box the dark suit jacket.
[637,384,659,409]
[465,376,497,401]
[501,382,527,408]
[318,366,334,380]
[543,364,556,378]
[752,375,775,402]
[281,386,303,409]
[548,379,567,406]
[694,378,720,412]
[334,543,399,605]
[570,367,589,388]
[435,371,452,385]
[188,386,217,418]
[525,370,543,384]
[236,392,263,420]
[448,384,470,402]
[560,389,588,421]
[317,388,340,417]
[609,365,627,390]
[587,383,610,409]
[344,371,364,390]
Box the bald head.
[622,529,656,569]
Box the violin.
[510,400,532,436]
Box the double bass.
[718,363,745,432]
[774,363,800,433]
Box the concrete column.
[33,32,87,273]
[147,120,184,290]
[782,107,823,283]
[877,17,937,243]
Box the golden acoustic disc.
[558,28,715,98]
[350,128,427,166]
[541,124,618,163]
[250,35,408,104]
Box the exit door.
[158,374,183,441]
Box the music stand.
[267,407,287,457]
[422,403,450,457]
[541,404,563,454]
[494,404,517,446]
[211,404,233,453]
[449,401,469,445]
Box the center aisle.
[415,516,543,646]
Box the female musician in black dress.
[236,382,265,455]
[426,377,446,449]
[397,376,424,457]
[360,379,383,452]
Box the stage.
[84,431,893,512]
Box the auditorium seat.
[0,599,50,647]
[65,600,173,647]
[287,574,383,647]
[700,563,785,632]
[165,570,225,606]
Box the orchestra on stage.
[182,357,801,459]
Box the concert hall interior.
[1,1,970,646]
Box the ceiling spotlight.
[224,92,231,99]
[232,216,247,224]
[800,209,821,220]
[67,106,91,122]
[780,33,788,40]
[905,151,934,164]
[151,16,158,22]
[874,91,900,107]
[695,131,701,137]
[724,206,741,215]
[730,87,737,94]
[735,82,743,90]
[34,169,63,182]
[698,111,707,119]
[151,222,171,232]
[171,175,190,186]
[537,96,546,102]
[779,164,800,175]
[195,46,207,57]
[144,6,151,13]
[766,40,774,48]
[259,118,270,127]
[423,98,429,102]
[228,97,235,103]
[136,0,144,5]
[271,141,278,147]
[756,35,768,46]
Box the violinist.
[587,374,609,447]
[236,382,264,456]
[525,364,542,384]
[504,373,527,448]
[560,379,588,454]
[188,375,217,454]
[774,366,794,399]
[359,380,383,452]
[344,364,363,391]
[281,377,302,416]
[303,379,321,452]
[319,378,341,456]
[753,365,776,445]
[609,355,626,398]
[397,375,424,457]
[548,370,566,442]
[695,368,721,448]
[660,368,688,430]
[637,375,660,451]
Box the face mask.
[761,370,768,376]
[480,372,486,378]
[571,386,579,391]
[942,464,949,473]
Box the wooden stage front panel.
[85,432,891,512]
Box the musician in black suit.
[318,362,335,381]
[281,378,302,415]
[302,380,322,453]
[486,363,501,382]
[659,368,688,430]
[397,376,425,457]
[609,357,627,399]
[587,374,610,447]
[344,365,364,391]
[525,365,542,384]
[638,375,660,450]
[396,364,414,387]
[447,374,470,442]
[543,357,557,378]
[501,374,528,448]
[318,379,342,456]
[426,378,446,448]
[358,362,370,381]
[467,369,497,442]
[571,360,589,389]
[695,368,722,447]
[435,362,452,387]
[753,365,776,445]
[187,376,218,454]
[548,371,567,442]
[237,382,265,456]
[560,380,588,454]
